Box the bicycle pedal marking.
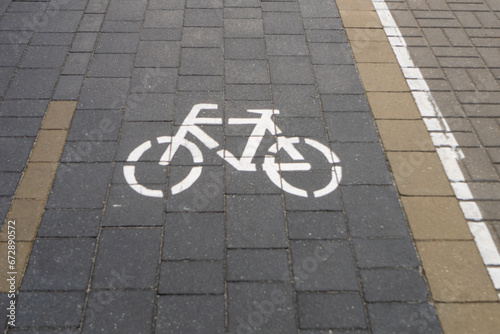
[124,104,342,199]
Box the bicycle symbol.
[124,104,342,198]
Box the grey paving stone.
[309,43,354,65]
[106,0,147,21]
[353,238,420,268]
[0,138,34,172]
[136,41,181,68]
[287,211,348,240]
[62,53,92,75]
[7,329,79,334]
[227,249,289,281]
[178,75,223,92]
[53,75,84,100]
[275,117,326,138]
[174,90,223,125]
[16,292,85,327]
[38,209,102,237]
[144,10,184,29]
[95,33,140,53]
[297,292,366,329]
[0,31,31,45]
[183,27,223,47]
[226,59,270,84]
[266,35,309,56]
[306,29,348,43]
[301,331,369,334]
[48,0,87,10]
[226,168,282,194]
[180,48,223,75]
[130,68,177,94]
[0,67,14,96]
[225,84,271,101]
[67,109,122,141]
[21,238,96,291]
[92,228,162,289]
[0,44,25,67]
[0,117,42,137]
[141,28,183,41]
[0,172,20,196]
[125,93,174,121]
[321,94,370,112]
[112,161,168,185]
[342,186,409,237]
[7,2,48,12]
[368,302,442,334]
[304,18,343,30]
[333,143,393,185]
[86,0,110,13]
[291,240,358,291]
[263,12,304,35]
[269,57,315,84]
[155,295,225,333]
[46,163,113,209]
[273,85,322,118]
[187,0,223,8]
[79,13,105,32]
[6,68,59,99]
[325,112,379,143]
[224,7,262,18]
[101,20,143,33]
[149,0,186,9]
[78,78,130,109]
[184,8,223,27]
[159,260,224,294]
[0,197,10,228]
[299,0,340,18]
[0,12,40,31]
[226,0,261,7]
[228,282,297,334]
[19,45,68,68]
[87,53,135,78]
[360,268,429,302]
[226,195,287,248]
[225,38,266,59]
[314,65,364,94]
[166,165,224,211]
[103,184,165,226]
[83,290,155,333]
[71,33,98,52]
[163,212,224,260]
[0,293,8,331]
[224,19,264,38]
[38,11,83,33]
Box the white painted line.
[451,182,474,200]
[487,268,500,290]
[469,223,500,265]
[430,133,459,147]
[460,202,483,221]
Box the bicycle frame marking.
[124,104,342,198]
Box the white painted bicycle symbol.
[124,104,342,198]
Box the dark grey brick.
[95,33,140,53]
[342,186,410,237]
[0,197,10,227]
[321,94,370,112]
[53,75,84,100]
[0,100,49,117]
[62,53,92,75]
[144,10,184,29]
[83,290,155,333]
[155,295,225,333]
[299,0,339,17]
[130,68,177,93]
[224,19,264,38]
[103,184,165,226]
[92,228,162,289]
[0,67,14,96]
[227,249,289,281]
[225,38,266,59]
[136,41,181,68]
[0,117,42,137]
[17,292,85,327]
[226,195,287,248]
[112,162,168,184]
[275,117,326,138]
[0,293,8,331]
[306,29,348,43]
[325,112,379,143]
[0,44,27,66]
[86,0,110,13]
[159,261,224,294]
[184,8,223,27]
[287,211,347,240]
[149,0,185,9]
[79,13,105,32]
[0,31,31,45]
[21,238,96,290]
[368,302,442,334]
[225,84,271,101]
[304,18,343,30]
[38,11,83,33]
[266,35,309,56]
[273,85,322,118]
[226,168,282,194]
[314,65,364,94]
[141,28,182,41]
[7,2,48,12]
[48,0,87,10]
[0,12,40,31]
[163,212,224,260]
[20,46,68,68]
[67,110,122,141]
[174,90,223,125]
[30,33,74,46]
[187,0,222,8]
[6,69,59,99]
[333,143,393,185]
[269,57,315,84]
[125,93,175,121]
[0,138,34,172]
[360,268,429,302]
[0,172,20,196]
[283,172,343,210]
[71,33,98,52]
[309,43,354,65]
[226,0,261,7]
[46,163,113,209]
[78,78,130,109]
[226,59,269,84]
[263,12,304,34]
[291,240,358,291]
[180,48,223,75]
[297,292,366,329]
[182,27,223,47]
[101,20,143,33]
[353,238,420,268]
[178,75,223,92]
[224,7,262,18]
[228,282,297,334]
[106,0,147,21]
[38,209,102,237]
[88,54,135,78]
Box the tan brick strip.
[335,0,500,332]
[0,101,76,292]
